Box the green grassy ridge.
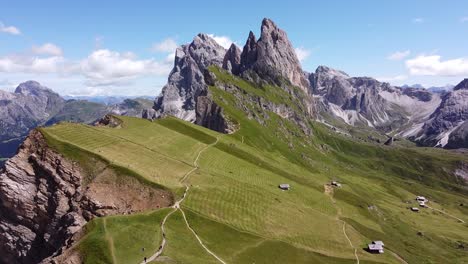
[157,117,218,145]
[209,68,467,195]
[43,115,468,263]
[312,122,468,196]
[205,68,468,262]
[40,127,172,193]
[40,68,468,263]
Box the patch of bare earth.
[86,168,173,216]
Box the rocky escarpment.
[150,18,314,133]
[0,130,172,264]
[194,71,238,134]
[413,79,468,147]
[149,33,226,122]
[309,66,442,133]
[222,43,242,75]
[239,18,310,92]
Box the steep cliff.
[150,34,226,122]
[0,129,172,264]
[413,79,468,147]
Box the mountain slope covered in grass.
[34,72,468,263]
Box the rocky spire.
[454,78,468,91]
[150,33,226,121]
[222,43,241,75]
[239,18,310,91]
[240,31,258,72]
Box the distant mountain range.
[62,95,154,105]
[0,81,153,165]
[401,84,455,94]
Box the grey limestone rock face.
[249,18,309,91]
[152,34,226,122]
[0,81,65,143]
[222,43,242,75]
[414,81,468,147]
[151,18,313,127]
[0,130,87,264]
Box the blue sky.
[1,0,468,96]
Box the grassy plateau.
[40,68,468,264]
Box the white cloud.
[376,75,408,83]
[294,47,311,62]
[0,21,21,35]
[405,55,468,76]
[152,38,178,53]
[412,18,424,24]
[461,17,468,23]
[0,46,173,88]
[31,43,63,56]
[207,34,235,49]
[0,55,65,74]
[387,50,411,61]
[80,49,172,86]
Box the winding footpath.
[427,205,465,223]
[142,137,224,264]
[324,185,359,264]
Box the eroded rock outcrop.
[151,34,226,122]
[309,65,442,134]
[150,18,313,127]
[413,80,468,147]
[243,18,310,91]
[0,130,172,264]
[222,43,241,75]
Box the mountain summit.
[148,18,312,123]
[147,18,468,149]
[238,18,309,91]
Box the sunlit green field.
[41,68,468,264]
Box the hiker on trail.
[144,256,147,263]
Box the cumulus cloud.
[294,47,311,62]
[80,49,172,86]
[0,46,173,87]
[412,18,424,24]
[207,34,235,49]
[405,55,468,76]
[152,38,178,53]
[387,50,410,61]
[0,55,65,74]
[0,21,21,35]
[32,43,63,56]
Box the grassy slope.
[41,69,468,263]
[78,209,171,264]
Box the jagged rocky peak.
[315,65,350,79]
[222,43,242,75]
[14,80,57,98]
[150,33,226,122]
[454,78,468,91]
[149,18,312,123]
[243,18,310,91]
[15,80,47,95]
[240,31,258,72]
